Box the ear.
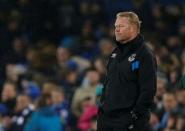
[130,25,138,33]
[129,25,134,33]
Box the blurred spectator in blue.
[58,61,80,103]
[72,67,101,118]
[81,67,102,89]
[56,46,71,68]
[94,57,107,83]
[24,93,63,131]
[150,111,160,131]
[1,81,17,116]
[22,81,41,102]
[11,94,34,131]
[164,111,178,131]
[54,46,73,82]
[157,91,178,131]
[0,81,17,130]
[59,36,79,54]
[98,38,115,59]
[51,87,69,130]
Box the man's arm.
[133,49,157,117]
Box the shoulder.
[31,111,42,119]
[140,43,156,60]
[111,47,119,54]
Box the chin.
[115,37,120,41]
[116,38,122,42]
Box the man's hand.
[127,110,139,130]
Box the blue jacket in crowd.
[24,106,63,131]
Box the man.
[11,94,34,131]
[97,12,157,131]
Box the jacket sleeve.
[133,49,157,116]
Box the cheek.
[120,28,129,35]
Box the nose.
[115,27,120,32]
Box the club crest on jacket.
[111,53,117,58]
[128,53,136,62]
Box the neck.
[120,33,138,44]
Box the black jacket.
[100,35,157,117]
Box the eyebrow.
[115,24,124,27]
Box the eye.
[116,25,125,28]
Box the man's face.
[156,79,166,98]
[115,17,133,42]
[1,84,16,101]
[176,90,185,105]
[163,94,177,112]
[86,71,100,86]
[57,47,70,63]
[16,95,30,111]
[51,91,64,105]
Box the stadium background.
[0,0,185,131]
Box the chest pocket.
[118,57,140,83]
[131,60,140,71]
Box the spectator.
[150,111,160,131]
[164,111,178,131]
[175,88,185,113]
[0,81,17,131]
[51,87,70,130]
[94,57,107,83]
[72,67,101,118]
[1,81,17,116]
[98,38,115,59]
[11,94,34,131]
[24,93,62,131]
[157,91,178,130]
[176,113,185,131]
[77,97,98,131]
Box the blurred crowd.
[0,0,185,131]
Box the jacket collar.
[116,34,144,52]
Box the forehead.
[163,94,175,100]
[115,17,130,25]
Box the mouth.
[115,35,121,38]
[115,33,121,36]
